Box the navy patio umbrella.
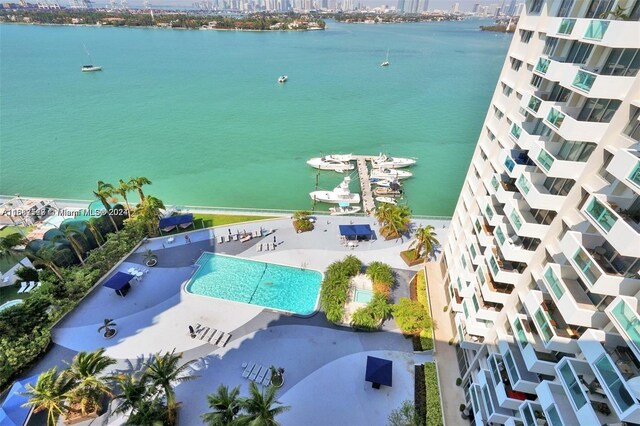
[365,356,393,389]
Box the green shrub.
[424,363,443,426]
[0,326,50,387]
[342,255,362,276]
[388,400,419,426]
[15,266,39,282]
[393,298,432,335]
[419,328,433,351]
[320,256,362,323]
[416,270,428,310]
[366,261,394,289]
[350,293,392,330]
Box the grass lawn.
[159,213,276,236]
[0,283,28,305]
[0,226,33,238]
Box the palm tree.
[378,204,411,239]
[53,225,89,265]
[83,218,105,247]
[97,318,117,338]
[410,225,440,260]
[134,196,165,237]
[93,181,118,231]
[126,397,167,426]
[115,179,134,217]
[202,384,242,426]
[144,349,197,424]
[129,176,152,202]
[112,372,150,417]
[64,349,116,416]
[0,232,28,267]
[28,245,64,280]
[237,382,290,426]
[22,367,75,426]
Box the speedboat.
[81,65,102,72]
[371,153,416,169]
[370,178,401,188]
[374,186,403,197]
[278,75,288,83]
[370,168,412,180]
[375,197,397,205]
[310,176,361,204]
[324,154,354,162]
[307,156,355,172]
[329,202,362,215]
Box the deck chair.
[219,333,232,347]
[25,282,36,293]
[225,235,231,243]
[257,367,268,383]
[264,244,270,252]
[217,236,224,244]
[262,369,272,386]
[257,244,262,252]
[249,366,262,381]
[210,330,223,345]
[161,225,176,233]
[242,363,256,379]
[17,282,28,294]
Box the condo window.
[623,107,640,142]
[529,0,543,13]
[564,41,593,65]
[585,0,614,18]
[510,57,523,71]
[602,48,640,77]
[577,98,621,123]
[543,37,559,56]
[630,0,640,20]
[543,177,575,196]
[556,0,574,16]
[556,140,596,162]
[530,74,543,88]
[501,83,513,97]
[493,106,504,120]
[520,30,533,43]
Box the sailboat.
[81,44,102,72]
[380,49,390,67]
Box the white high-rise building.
[440,0,640,424]
[451,1,459,13]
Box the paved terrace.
[25,215,452,425]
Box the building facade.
[441,0,640,424]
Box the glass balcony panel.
[504,351,520,382]
[514,318,529,348]
[495,227,506,245]
[535,307,554,343]
[547,108,565,128]
[594,355,634,412]
[536,57,551,74]
[517,174,531,194]
[490,257,500,275]
[491,176,500,191]
[559,363,587,409]
[584,20,609,40]
[527,96,542,113]
[557,18,576,34]
[509,210,523,230]
[546,405,564,426]
[485,205,495,220]
[629,162,640,188]
[470,244,477,259]
[572,70,596,93]
[611,300,640,356]
[522,404,536,426]
[572,248,601,286]
[585,197,618,232]
[511,124,522,140]
[537,149,555,171]
[505,156,516,172]
[543,266,566,299]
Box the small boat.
[370,168,413,180]
[374,186,403,197]
[371,153,416,169]
[324,154,354,162]
[310,176,361,204]
[278,75,288,83]
[375,197,397,205]
[81,65,102,72]
[370,178,401,188]
[329,201,362,215]
[307,156,355,172]
[380,49,390,67]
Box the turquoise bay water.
[0,20,511,215]
[188,252,322,315]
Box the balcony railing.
[534,307,555,343]
[593,355,635,413]
[517,174,531,195]
[543,265,566,299]
[537,148,555,172]
[584,196,617,232]
[546,108,565,129]
[557,18,576,35]
[509,209,523,230]
[629,162,640,188]
[572,69,597,93]
[511,123,522,140]
[572,247,602,287]
[495,226,506,245]
[535,57,550,74]
[527,95,542,113]
[610,299,640,359]
[584,20,609,41]
[559,362,588,410]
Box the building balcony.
[486,246,526,285]
[515,170,566,211]
[581,194,640,257]
[493,223,536,264]
[478,265,513,305]
[479,195,505,227]
[544,105,608,144]
[475,216,495,248]
[489,174,521,205]
[498,148,537,179]
[497,341,541,395]
[528,137,587,180]
[535,381,581,426]
[523,290,581,353]
[560,231,640,296]
[606,296,640,364]
[578,329,640,423]
[474,369,517,424]
[545,17,640,49]
[569,68,635,100]
[538,263,609,329]
[607,145,640,196]
[503,199,550,240]
[468,240,484,266]
[556,358,615,425]
[509,313,560,376]
[519,401,550,426]
[510,121,541,151]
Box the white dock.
[355,156,376,217]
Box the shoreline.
[0,21,324,31]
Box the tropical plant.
[83,217,105,247]
[292,210,313,233]
[98,318,117,338]
[393,298,432,335]
[366,261,394,287]
[53,225,89,265]
[269,366,285,387]
[129,176,152,202]
[143,249,158,267]
[144,349,197,423]
[133,196,165,237]
[601,3,629,19]
[0,232,28,267]
[93,181,118,231]
[320,256,362,323]
[410,225,439,260]
[376,204,411,239]
[237,381,290,425]
[202,384,242,426]
[387,400,419,426]
[115,179,134,217]
[15,266,39,282]
[350,293,392,330]
[29,245,64,280]
[22,367,75,426]
[112,372,151,416]
[64,348,116,416]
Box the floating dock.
[354,156,376,217]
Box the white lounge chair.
[232,234,239,241]
[262,369,272,386]
[264,244,270,252]
[257,367,268,383]
[24,282,36,293]
[249,366,262,381]
[242,363,256,379]
[224,235,231,243]
[257,244,262,252]
[210,330,223,345]
[17,282,28,293]
[219,333,232,347]
[217,236,224,244]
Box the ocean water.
[0,19,511,215]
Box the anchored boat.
[329,201,362,215]
[310,176,361,204]
[370,168,412,180]
[371,153,416,169]
[307,156,355,172]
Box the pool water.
[186,253,322,315]
[0,299,24,312]
[354,288,373,304]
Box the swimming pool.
[186,253,323,315]
[354,288,373,304]
[0,299,24,312]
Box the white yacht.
[329,202,362,215]
[306,156,355,172]
[81,65,102,72]
[278,75,288,83]
[370,178,401,188]
[310,176,361,204]
[375,197,397,205]
[370,168,412,180]
[371,153,416,169]
[374,186,403,197]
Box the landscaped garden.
[158,212,276,236]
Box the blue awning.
[338,224,373,237]
[159,214,193,229]
[103,272,134,291]
[365,356,392,387]
[0,375,37,426]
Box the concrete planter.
[400,250,425,267]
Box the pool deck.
[25,215,449,425]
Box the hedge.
[393,298,432,335]
[424,362,443,426]
[416,270,433,350]
[320,256,362,323]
